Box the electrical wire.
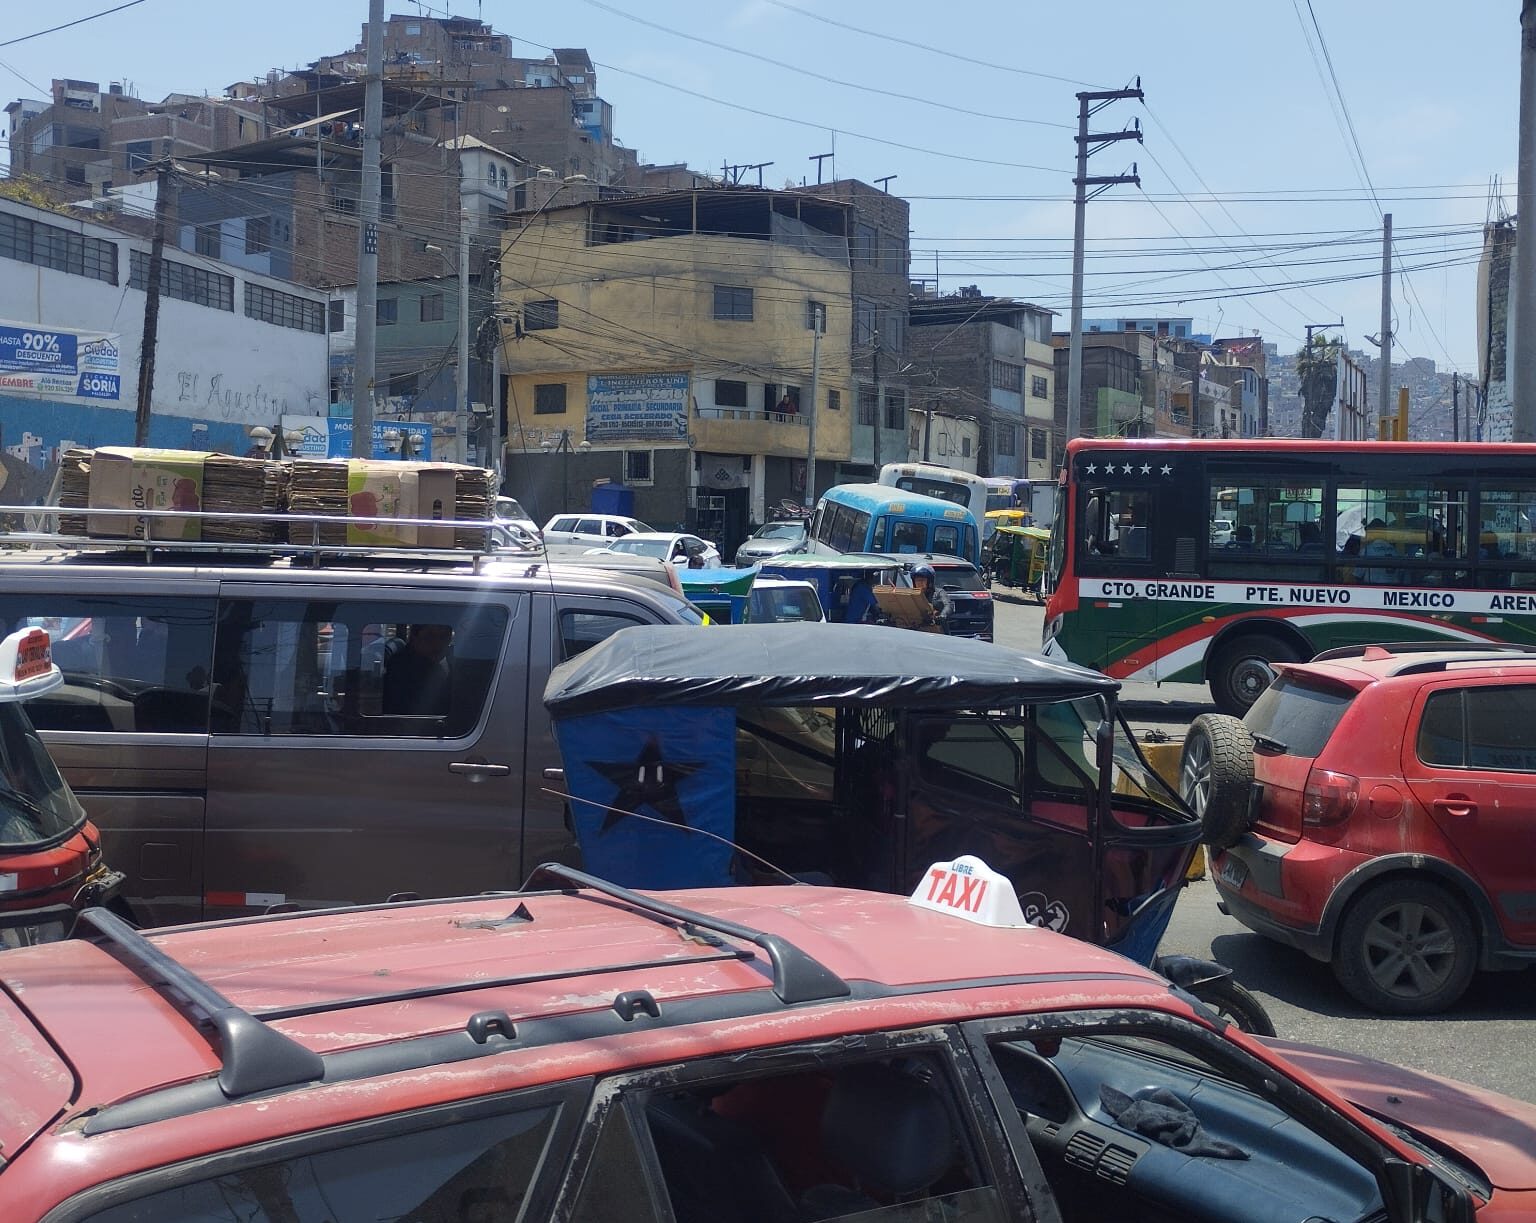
[0,0,148,49]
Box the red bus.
[1041,438,1536,712]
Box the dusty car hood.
[1266,1037,1536,1191]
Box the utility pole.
[1377,213,1393,437]
[1453,372,1460,442]
[134,161,175,446]
[871,336,883,473]
[455,209,470,464]
[351,0,384,458]
[805,310,822,502]
[1066,82,1143,442]
[809,152,833,185]
[1515,0,1536,440]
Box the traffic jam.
[0,440,1533,1220]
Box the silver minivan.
[0,553,701,926]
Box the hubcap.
[1362,901,1458,999]
[1181,736,1211,817]
[1231,657,1276,702]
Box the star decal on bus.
[1140,463,1152,474]
[1121,463,1134,474]
[1085,463,1098,474]
[1160,464,1173,475]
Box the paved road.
[993,592,1536,1106]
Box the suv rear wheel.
[1180,713,1255,850]
[1334,879,1477,1015]
[1208,632,1300,716]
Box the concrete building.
[797,180,911,476]
[907,291,1057,480]
[1051,330,1194,445]
[5,79,263,196]
[0,196,328,503]
[1084,315,1211,344]
[496,187,856,553]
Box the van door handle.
[1433,795,1477,817]
[542,768,565,783]
[449,761,511,778]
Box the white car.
[1210,517,1235,546]
[586,532,722,569]
[542,513,651,547]
[745,576,825,624]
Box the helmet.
[911,563,935,585]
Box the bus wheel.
[1208,633,1299,715]
[1180,713,1254,849]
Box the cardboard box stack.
[53,448,491,550]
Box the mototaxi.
[543,623,1272,1030]
[0,627,124,946]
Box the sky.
[2,1,1520,375]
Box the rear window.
[934,566,986,592]
[1244,673,1355,758]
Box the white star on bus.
[1140,463,1152,474]
[1160,464,1172,476]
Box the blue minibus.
[805,483,981,566]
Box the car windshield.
[495,498,529,521]
[756,522,805,540]
[935,567,986,592]
[1245,674,1355,758]
[0,703,86,849]
[609,538,671,558]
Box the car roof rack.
[524,863,851,1005]
[0,503,536,571]
[1309,641,1536,665]
[76,906,326,1098]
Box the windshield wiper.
[1252,732,1288,754]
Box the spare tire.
[1180,713,1256,850]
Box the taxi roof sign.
[908,855,1030,928]
[0,628,63,703]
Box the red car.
[0,858,1532,1220]
[1183,643,1536,1015]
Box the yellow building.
[498,186,855,548]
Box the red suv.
[4,862,1535,1220]
[1183,643,1536,1015]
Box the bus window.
[1208,480,1324,556]
[933,524,960,556]
[892,521,926,553]
[1337,485,1467,583]
[870,515,889,551]
[828,505,870,553]
[1478,485,1536,588]
[1081,487,1152,562]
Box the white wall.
[2,198,328,426]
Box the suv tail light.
[1302,768,1359,826]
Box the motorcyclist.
[910,564,947,629]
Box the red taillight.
[1303,768,1359,826]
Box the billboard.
[0,322,120,401]
[585,372,689,442]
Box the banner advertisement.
[323,418,434,461]
[585,372,689,442]
[0,322,121,401]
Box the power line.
[573,0,1072,130]
[758,0,1105,88]
[0,0,149,49]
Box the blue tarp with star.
[555,707,737,889]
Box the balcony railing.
[696,407,808,428]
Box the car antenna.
[542,787,802,885]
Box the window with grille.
[1031,374,1049,399]
[713,285,753,321]
[244,216,271,255]
[995,424,1016,456]
[1031,427,1048,459]
[194,223,221,259]
[419,292,444,323]
[376,298,398,326]
[534,383,567,414]
[1,212,118,284]
[129,251,232,310]
[990,361,1023,393]
[714,379,748,408]
[245,283,325,332]
[524,298,558,330]
[328,300,346,332]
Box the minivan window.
[212,599,509,738]
[0,597,216,734]
[1244,674,1354,758]
[560,609,646,660]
